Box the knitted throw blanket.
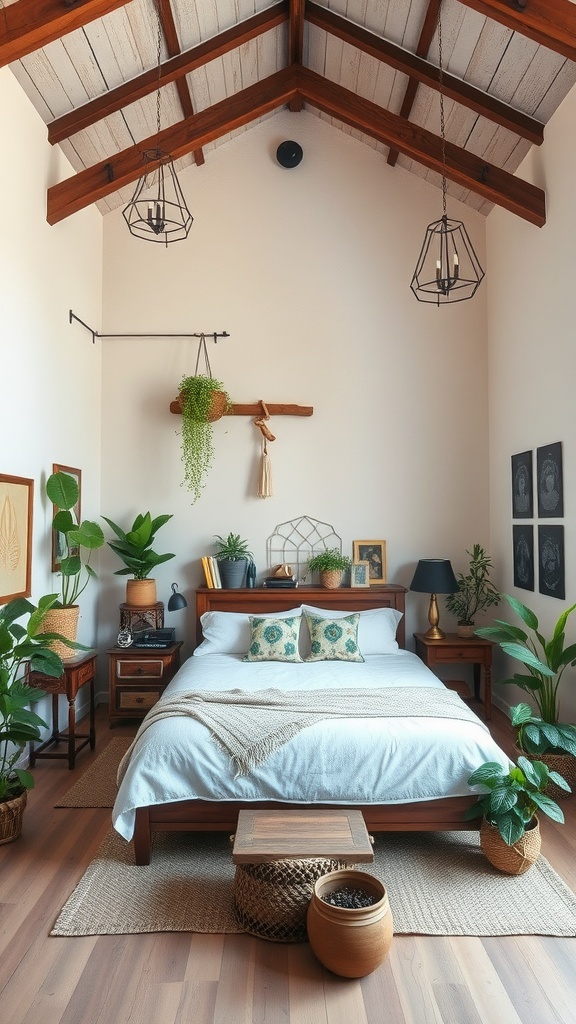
[117,686,486,782]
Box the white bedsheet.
[112,650,510,840]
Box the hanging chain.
[437,1,447,220]
[155,0,162,137]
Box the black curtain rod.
[69,310,230,345]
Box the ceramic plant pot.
[306,869,394,978]
[218,559,248,588]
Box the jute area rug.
[55,737,132,808]
[51,827,576,938]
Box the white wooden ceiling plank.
[464,21,513,91]
[82,12,144,93]
[532,60,576,121]
[509,50,567,116]
[194,0,224,41]
[171,0,202,50]
[323,31,345,85]
[444,5,487,79]
[187,66,212,113]
[220,49,244,98]
[372,63,401,111]
[199,53,229,107]
[487,33,539,105]
[256,24,283,80]
[352,48,380,103]
[10,63,55,122]
[307,23,328,78]
[16,48,73,120]
[25,38,92,114]
[381,0,416,49]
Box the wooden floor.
[1,702,575,1024]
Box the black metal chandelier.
[123,2,193,245]
[410,3,484,304]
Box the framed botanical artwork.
[51,464,81,571]
[0,473,34,602]
[537,442,563,518]
[538,524,565,600]
[512,524,534,592]
[350,561,370,588]
[352,541,387,584]
[511,450,533,519]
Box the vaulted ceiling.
[3,0,576,228]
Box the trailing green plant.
[214,533,254,561]
[102,512,175,579]
[0,595,70,799]
[179,375,232,503]
[445,543,500,626]
[465,756,569,845]
[475,594,576,723]
[510,702,576,757]
[307,548,352,573]
[46,471,105,608]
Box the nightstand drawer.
[118,688,162,711]
[116,658,165,679]
[439,645,486,663]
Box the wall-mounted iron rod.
[69,310,230,345]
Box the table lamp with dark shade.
[409,558,459,640]
[167,583,187,611]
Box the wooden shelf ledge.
[169,400,313,416]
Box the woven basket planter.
[233,857,344,942]
[480,817,541,875]
[177,389,228,422]
[125,579,157,608]
[42,605,80,661]
[320,569,344,589]
[0,790,27,845]
[514,745,576,800]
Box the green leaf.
[510,703,534,726]
[53,509,74,534]
[504,593,539,631]
[500,642,555,676]
[531,792,565,823]
[46,471,79,511]
[68,521,105,549]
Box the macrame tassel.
[258,438,273,498]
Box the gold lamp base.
[423,593,446,640]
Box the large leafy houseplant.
[103,512,175,579]
[0,595,66,801]
[445,543,500,627]
[475,594,576,724]
[465,756,569,844]
[179,375,231,503]
[510,702,576,758]
[46,471,105,608]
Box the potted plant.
[509,702,576,799]
[445,543,500,637]
[45,471,105,658]
[179,375,232,503]
[214,533,254,589]
[476,594,576,789]
[102,512,175,607]
[307,548,352,589]
[0,594,67,843]
[465,756,570,874]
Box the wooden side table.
[413,632,494,720]
[107,642,183,725]
[28,653,97,769]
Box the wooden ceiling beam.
[298,67,545,226]
[158,0,203,166]
[457,0,576,63]
[289,0,305,111]
[307,2,543,147]
[0,0,130,68]
[47,66,300,225]
[387,0,440,167]
[48,1,289,144]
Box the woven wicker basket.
[480,817,541,875]
[233,857,345,942]
[320,569,344,590]
[178,389,228,423]
[42,605,80,661]
[125,578,157,608]
[0,790,27,845]
[515,745,576,800]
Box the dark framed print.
[537,442,563,518]
[511,450,533,519]
[51,464,81,571]
[0,473,34,602]
[513,524,534,592]
[352,541,386,584]
[350,561,370,588]
[538,524,565,599]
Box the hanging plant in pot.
[102,512,175,607]
[45,471,105,659]
[307,548,352,589]
[179,374,232,503]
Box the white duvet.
[112,650,510,840]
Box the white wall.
[100,109,490,660]
[486,86,576,721]
[0,67,103,726]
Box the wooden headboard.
[195,584,407,648]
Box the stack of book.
[262,576,298,588]
[201,556,222,588]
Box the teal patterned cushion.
[243,616,303,663]
[304,613,364,662]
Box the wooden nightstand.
[28,652,97,769]
[107,642,183,725]
[413,633,494,720]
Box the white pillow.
[300,605,402,655]
[194,608,302,656]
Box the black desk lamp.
[167,583,187,611]
[410,558,458,639]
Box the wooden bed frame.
[132,584,478,864]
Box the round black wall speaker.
[276,141,303,168]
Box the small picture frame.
[513,524,534,592]
[350,561,370,588]
[538,524,565,600]
[511,450,533,519]
[51,464,81,572]
[352,541,387,584]
[536,442,563,518]
[0,473,34,602]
